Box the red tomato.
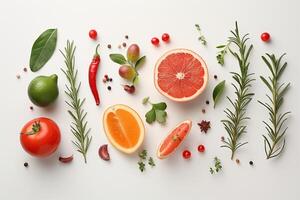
[20,117,61,157]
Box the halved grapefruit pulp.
[157,120,192,159]
[103,104,145,154]
[154,49,208,102]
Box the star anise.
[197,120,211,133]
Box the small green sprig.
[139,149,147,160]
[148,157,156,167]
[138,161,146,172]
[216,42,231,66]
[143,97,167,124]
[195,24,207,45]
[258,53,290,159]
[210,157,222,174]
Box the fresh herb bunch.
[258,53,290,159]
[210,157,222,174]
[61,41,92,163]
[195,24,207,45]
[221,22,255,160]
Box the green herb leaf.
[30,29,57,72]
[153,102,167,110]
[195,24,207,46]
[109,54,127,65]
[155,110,167,124]
[213,80,226,108]
[142,97,150,105]
[135,56,146,69]
[145,108,156,124]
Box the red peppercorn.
[261,32,270,42]
[162,33,170,42]
[89,29,98,40]
[182,150,191,159]
[197,144,205,153]
[151,37,160,46]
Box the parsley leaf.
[143,97,168,124]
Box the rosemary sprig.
[195,24,207,45]
[258,53,290,159]
[221,22,255,160]
[60,40,92,163]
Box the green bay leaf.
[30,28,57,72]
[213,80,226,108]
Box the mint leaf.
[153,102,167,110]
[109,54,127,65]
[145,108,156,124]
[155,110,167,123]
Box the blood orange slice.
[103,104,145,154]
[157,120,192,159]
[154,49,208,102]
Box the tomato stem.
[26,121,41,135]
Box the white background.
[0,0,299,199]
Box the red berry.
[197,144,205,153]
[151,37,159,46]
[261,32,270,42]
[182,150,191,159]
[89,29,98,40]
[162,33,170,42]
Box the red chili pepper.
[89,44,101,105]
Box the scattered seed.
[118,45,121,49]
[30,106,34,110]
[16,74,21,79]
[202,109,206,114]
[206,100,209,105]
[236,159,240,164]
[125,35,129,39]
[109,78,113,82]
[23,67,28,72]
[122,42,127,47]
[103,78,107,83]
[107,86,112,91]
[107,44,112,49]
[214,75,218,79]
[249,161,254,166]
[24,162,29,167]
[221,136,225,141]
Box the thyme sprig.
[195,24,207,45]
[216,42,231,66]
[221,22,255,160]
[258,53,290,159]
[60,41,92,163]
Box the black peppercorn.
[107,86,111,91]
[24,162,29,167]
[249,161,254,166]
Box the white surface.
[1,0,299,199]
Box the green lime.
[28,74,59,107]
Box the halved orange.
[103,104,145,154]
[157,120,192,159]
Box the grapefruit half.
[103,104,145,154]
[157,120,192,159]
[154,49,208,102]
